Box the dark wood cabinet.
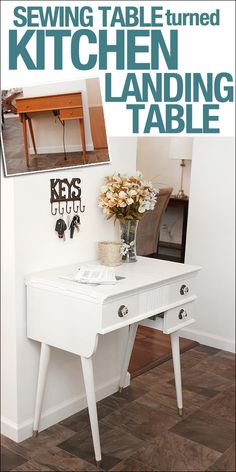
[157,197,189,263]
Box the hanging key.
[55,219,67,239]
[74,215,80,231]
[70,219,75,239]
[69,215,80,239]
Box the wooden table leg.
[81,356,102,466]
[28,116,37,155]
[119,323,139,392]
[21,113,30,167]
[170,332,183,416]
[79,118,86,164]
[33,343,51,436]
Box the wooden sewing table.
[16,93,86,167]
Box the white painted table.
[26,257,200,466]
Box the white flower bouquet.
[98,172,158,221]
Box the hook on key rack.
[79,200,85,213]
[72,201,79,213]
[51,204,57,216]
[66,201,72,214]
[58,202,65,216]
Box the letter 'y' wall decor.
[50,178,85,216]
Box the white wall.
[1,174,18,435]
[137,137,192,196]
[86,78,103,107]
[1,136,137,442]
[23,80,94,154]
[184,137,235,352]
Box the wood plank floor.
[129,326,198,377]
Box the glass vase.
[119,219,138,263]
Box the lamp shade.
[169,138,193,160]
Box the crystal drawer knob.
[179,309,188,320]
[180,284,189,295]
[118,305,128,317]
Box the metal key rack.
[50,178,85,216]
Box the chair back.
[136,187,173,256]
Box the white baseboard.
[0,417,19,443]
[1,373,130,443]
[182,327,235,353]
[29,143,94,154]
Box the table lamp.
[169,138,193,199]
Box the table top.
[26,257,200,303]
[16,92,82,102]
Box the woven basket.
[98,241,122,266]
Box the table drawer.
[102,295,139,330]
[167,277,195,305]
[138,277,195,315]
[16,93,82,113]
[164,301,195,333]
[60,107,83,120]
[101,278,196,332]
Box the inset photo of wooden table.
[1,79,110,176]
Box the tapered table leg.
[21,113,30,167]
[28,117,37,154]
[170,332,183,416]
[81,356,101,465]
[79,118,86,164]
[33,343,51,436]
[119,322,139,392]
